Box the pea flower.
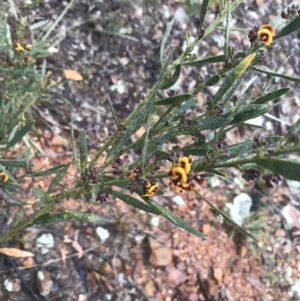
[142,181,159,198]
[257,24,275,46]
[0,172,9,182]
[15,43,25,53]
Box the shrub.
[0,1,300,243]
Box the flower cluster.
[168,155,206,193]
[248,24,275,46]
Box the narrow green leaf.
[253,87,291,104]
[274,15,300,40]
[160,17,176,65]
[47,163,71,194]
[265,136,282,144]
[146,199,206,239]
[155,94,192,106]
[206,169,227,178]
[251,66,300,83]
[205,74,221,86]
[4,121,35,150]
[179,104,269,134]
[159,65,181,90]
[203,0,243,38]
[106,94,120,126]
[222,78,243,106]
[194,190,260,243]
[181,54,226,66]
[0,160,33,168]
[111,190,159,214]
[31,210,111,225]
[3,188,24,205]
[199,0,210,31]
[79,129,88,173]
[27,164,69,177]
[224,2,231,62]
[255,158,300,181]
[281,118,300,145]
[30,19,49,30]
[108,47,175,157]
[32,187,51,202]
[71,115,80,173]
[211,53,256,107]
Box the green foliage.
[1,0,300,245]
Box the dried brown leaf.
[0,247,34,258]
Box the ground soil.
[1,0,300,301]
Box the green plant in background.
[1,0,300,243]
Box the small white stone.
[281,205,296,230]
[209,176,221,188]
[149,216,160,227]
[96,227,110,242]
[36,233,54,253]
[173,195,185,206]
[4,279,13,292]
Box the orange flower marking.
[257,24,275,46]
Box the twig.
[0,246,100,274]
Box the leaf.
[106,94,119,126]
[155,94,192,106]
[222,78,243,106]
[63,69,83,81]
[0,160,33,168]
[71,115,80,173]
[205,74,221,86]
[27,164,70,177]
[30,19,49,30]
[181,54,226,66]
[255,158,300,181]
[32,188,51,203]
[179,104,269,134]
[211,53,256,107]
[194,190,260,243]
[251,66,300,83]
[253,87,291,104]
[146,199,206,239]
[0,248,34,258]
[111,190,159,214]
[79,130,88,173]
[4,121,35,151]
[281,118,300,145]
[160,17,176,65]
[47,163,71,194]
[203,0,243,39]
[274,15,300,40]
[159,65,181,90]
[199,0,210,31]
[32,210,111,225]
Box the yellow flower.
[260,24,275,36]
[169,165,188,186]
[257,24,275,46]
[142,182,158,198]
[15,43,25,53]
[0,172,9,182]
[177,155,192,174]
[25,44,32,50]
